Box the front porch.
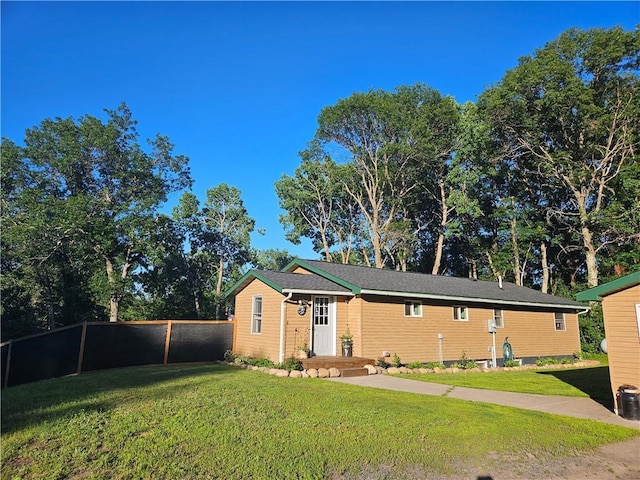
[301,356,376,377]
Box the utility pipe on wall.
[279,292,293,364]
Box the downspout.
[279,292,293,364]
[576,307,591,355]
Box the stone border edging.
[220,360,600,378]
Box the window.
[554,312,565,331]
[453,306,468,321]
[252,296,263,334]
[404,300,422,317]
[493,309,504,328]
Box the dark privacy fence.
[1,320,234,388]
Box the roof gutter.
[279,292,293,364]
[283,289,354,297]
[358,289,588,311]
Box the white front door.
[312,296,334,356]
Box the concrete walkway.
[328,374,640,430]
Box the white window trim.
[493,309,504,328]
[554,312,566,331]
[453,305,469,321]
[251,295,263,334]
[404,300,423,317]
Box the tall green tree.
[3,104,192,325]
[275,141,361,263]
[174,185,255,318]
[479,26,640,287]
[313,84,464,270]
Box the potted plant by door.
[340,330,353,357]
[297,342,311,359]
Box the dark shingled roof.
[289,259,585,309]
[254,270,351,294]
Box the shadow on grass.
[0,363,234,435]
[538,366,613,411]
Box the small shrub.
[504,360,520,368]
[392,353,402,367]
[249,357,276,368]
[224,350,236,362]
[276,357,303,371]
[424,362,446,369]
[376,357,391,368]
[407,361,423,369]
[454,351,477,370]
[535,357,557,366]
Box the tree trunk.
[371,212,384,269]
[580,222,599,288]
[485,250,501,280]
[105,255,130,323]
[193,291,201,319]
[109,294,119,323]
[510,216,522,286]
[216,257,224,298]
[576,196,599,288]
[432,183,448,275]
[540,240,549,294]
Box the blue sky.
[2,1,638,259]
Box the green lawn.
[2,364,636,480]
[397,362,613,406]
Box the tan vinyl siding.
[347,296,364,357]
[601,284,640,405]
[233,279,283,361]
[358,295,580,363]
[283,295,312,359]
[291,266,312,275]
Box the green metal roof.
[576,271,640,302]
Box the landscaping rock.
[275,369,289,377]
[301,371,309,378]
[398,367,409,374]
[289,370,302,378]
[328,368,341,377]
[387,367,400,374]
[433,367,443,373]
[364,364,377,375]
[375,366,387,375]
[307,368,318,378]
[419,368,433,374]
[317,368,330,378]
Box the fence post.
[163,321,173,365]
[4,340,13,389]
[77,322,88,375]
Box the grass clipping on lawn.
[2,364,638,480]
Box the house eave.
[576,271,640,302]
[358,289,587,311]
[283,289,355,297]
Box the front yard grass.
[398,363,613,405]
[2,364,637,479]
